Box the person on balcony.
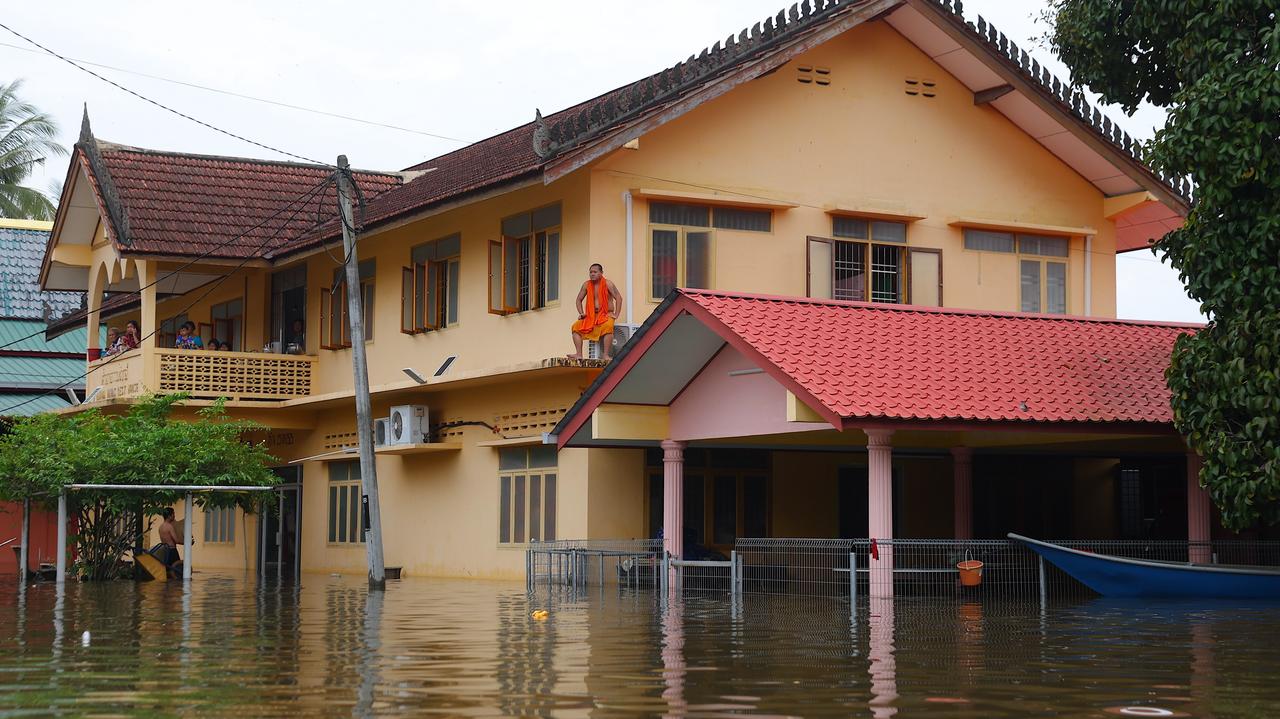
[101,327,121,358]
[118,320,141,354]
[568,263,622,360]
[175,321,204,350]
[207,338,223,351]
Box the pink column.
[951,447,973,540]
[1187,452,1212,563]
[661,440,686,561]
[866,429,894,598]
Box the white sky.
[1,0,1202,323]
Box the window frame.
[202,505,236,544]
[327,460,365,546]
[489,204,561,316]
[805,235,907,304]
[1020,257,1069,314]
[648,223,716,302]
[497,447,557,546]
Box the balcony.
[87,348,317,403]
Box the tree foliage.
[0,79,66,220]
[1049,1,1280,529]
[0,394,279,579]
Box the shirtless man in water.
[158,508,181,573]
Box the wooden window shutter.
[423,260,440,331]
[400,266,415,334]
[806,237,834,299]
[488,240,505,315]
[414,262,428,331]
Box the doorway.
[269,265,307,353]
[260,467,302,579]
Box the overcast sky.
[2,0,1201,322]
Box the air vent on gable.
[905,77,937,98]
[797,65,832,87]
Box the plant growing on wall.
[0,394,278,579]
[1047,1,1279,529]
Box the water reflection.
[0,575,1278,717]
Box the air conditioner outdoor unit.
[374,418,390,447]
[387,404,429,446]
[586,323,641,360]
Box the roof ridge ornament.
[532,109,551,159]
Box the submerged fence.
[527,537,1280,602]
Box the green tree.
[1047,1,1279,529]
[0,394,279,579]
[0,79,66,220]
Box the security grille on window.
[498,446,557,544]
[489,203,561,315]
[321,259,375,349]
[203,505,235,544]
[402,233,461,333]
[806,218,934,305]
[328,460,365,544]
[962,229,1068,313]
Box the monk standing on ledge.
[568,263,623,360]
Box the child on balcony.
[175,321,204,350]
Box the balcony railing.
[87,348,317,402]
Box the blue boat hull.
[1010,534,1280,600]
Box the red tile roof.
[89,142,402,259]
[682,290,1198,426]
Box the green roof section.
[0,392,72,416]
[0,319,101,353]
[0,356,86,388]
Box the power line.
[0,177,336,416]
[0,39,472,145]
[0,21,326,166]
[0,174,338,353]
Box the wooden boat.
[1008,533,1280,599]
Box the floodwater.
[1,575,1278,717]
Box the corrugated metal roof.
[0,319,98,353]
[0,392,73,416]
[0,356,86,389]
[0,226,84,320]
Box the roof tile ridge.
[97,141,403,178]
[677,288,1204,329]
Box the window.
[402,234,461,333]
[210,298,243,351]
[807,219,923,304]
[321,260,375,349]
[327,461,364,544]
[269,264,307,352]
[498,446,557,544]
[963,230,1069,314]
[489,203,561,315]
[203,505,235,544]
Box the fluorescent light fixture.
[434,355,457,377]
[67,386,104,406]
[84,386,103,403]
[65,388,80,405]
[402,367,427,384]
[727,368,764,377]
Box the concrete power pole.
[336,155,386,589]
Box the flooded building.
[38,0,1225,580]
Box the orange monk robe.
[572,277,614,341]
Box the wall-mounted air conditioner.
[387,405,429,446]
[374,418,390,447]
[586,323,641,360]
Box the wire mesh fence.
[528,537,1280,602]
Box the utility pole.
[336,155,386,589]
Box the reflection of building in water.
[495,594,559,718]
[323,585,366,690]
[867,596,897,718]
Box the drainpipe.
[623,190,634,323]
[1083,234,1093,316]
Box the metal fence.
[528,537,1280,602]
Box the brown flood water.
[1,572,1278,717]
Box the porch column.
[1187,452,1212,563]
[661,440,686,562]
[951,447,973,540]
[866,429,894,598]
[138,260,158,390]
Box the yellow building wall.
[591,20,1118,320]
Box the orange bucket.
[957,554,984,587]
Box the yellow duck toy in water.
[530,610,549,620]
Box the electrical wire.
[0,177,336,415]
[0,21,326,166]
[0,39,472,145]
[0,174,339,353]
